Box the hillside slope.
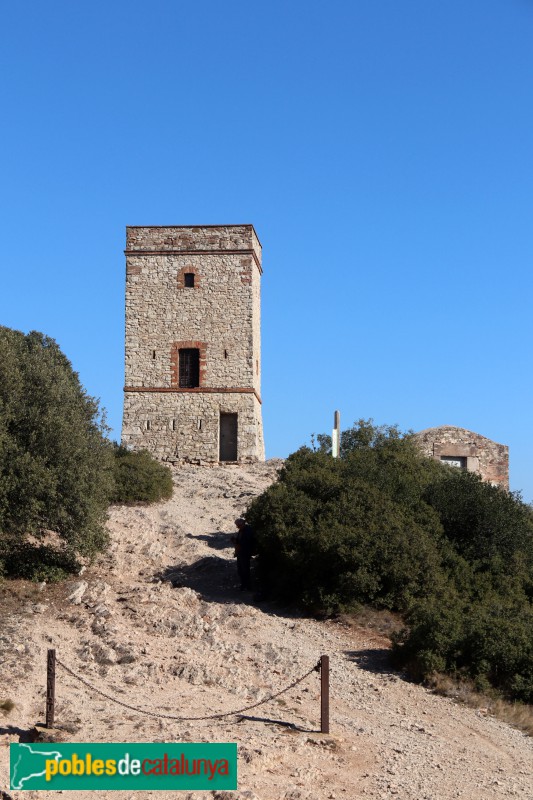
[1,462,532,799]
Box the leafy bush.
[247,431,447,614]
[111,446,173,504]
[0,327,114,577]
[394,577,533,701]
[395,473,533,702]
[0,326,174,581]
[0,538,81,582]
[423,469,533,569]
[248,419,533,702]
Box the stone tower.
[122,225,265,464]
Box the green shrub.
[395,580,533,702]
[1,540,81,582]
[0,327,113,576]
[247,442,446,614]
[249,419,533,702]
[390,468,533,702]
[111,446,173,504]
[423,469,533,570]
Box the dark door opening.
[179,348,200,387]
[219,413,238,461]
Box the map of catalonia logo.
[10,742,237,790]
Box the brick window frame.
[177,266,201,289]
[170,341,207,387]
[178,348,200,387]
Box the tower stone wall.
[122,225,265,464]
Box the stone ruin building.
[121,225,265,464]
[413,426,509,489]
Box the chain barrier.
[56,657,320,722]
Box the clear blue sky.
[1,1,532,499]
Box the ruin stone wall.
[413,426,509,489]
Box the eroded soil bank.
[1,462,532,799]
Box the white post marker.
[332,410,341,458]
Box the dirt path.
[1,462,532,799]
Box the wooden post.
[320,654,330,734]
[46,649,56,729]
[332,411,340,458]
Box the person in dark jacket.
[233,518,255,591]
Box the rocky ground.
[1,461,532,799]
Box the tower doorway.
[219,413,238,461]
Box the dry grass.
[337,606,404,640]
[338,606,533,738]
[426,673,533,737]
